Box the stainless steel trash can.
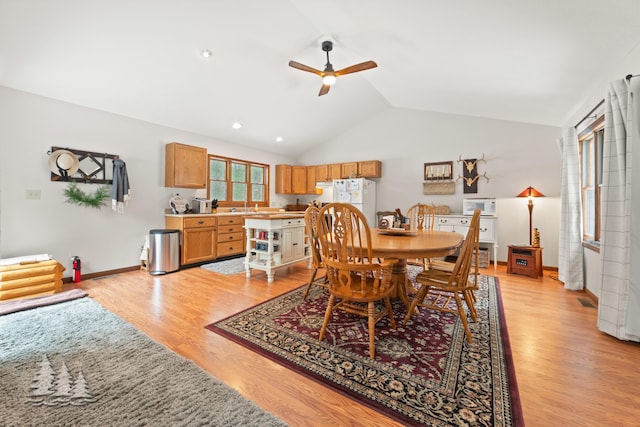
[149,229,180,275]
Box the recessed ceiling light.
[232,121,242,130]
[275,136,284,143]
[200,49,212,59]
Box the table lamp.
[516,186,544,245]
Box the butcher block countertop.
[245,212,305,220]
[164,209,305,219]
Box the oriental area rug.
[0,291,287,427]
[206,274,523,426]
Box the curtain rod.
[574,99,604,129]
[573,74,636,128]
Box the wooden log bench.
[0,259,65,301]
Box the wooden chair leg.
[384,297,396,329]
[403,284,429,325]
[302,268,319,300]
[463,290,477,322]
[455,294,473,343]
[368,302,376,360]
[319,295,335,342]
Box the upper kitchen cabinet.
[291,166,307,194]
[329,164,342,180]
[341,162,359,178]
[306,166,317,194]
[275,164,292,194]
[165,142,207,188]
[315,164,330,182]
[358,160,382,178]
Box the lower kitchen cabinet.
[166,216,217,265]
[216,215,245,257]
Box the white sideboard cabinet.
[244,215,311,283]
[434,215,498,270]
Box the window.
[578,115,604,248]
[208,155,269,207]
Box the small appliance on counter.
[169,194,190,214]
[191,198,212,214]
[462,198,496,216]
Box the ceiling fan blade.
[318,84,331,96]
[288,60,323,76]
[335,61,378,77]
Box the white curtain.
[598,78,639,341]
[557,128,584,290]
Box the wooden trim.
[62,265,140,283]
[584,287,599,304]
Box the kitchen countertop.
[245,213,305,220]
[164,210,304,218]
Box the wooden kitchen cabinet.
[165,142,207,188]
[216,215,246,257]
[291,166,307,194]
[276,165,312,194]
[329,164,342,180]
[315,164,330,182]
[165,216,217,265]
[306,166,317,193]
[358,160,382,178]
[275,164,292,194]
[341,162,359,178]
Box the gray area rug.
[0,296,287,427]
[201,257,246,275]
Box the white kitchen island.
[244,213,311,283]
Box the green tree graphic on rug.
[27,355,97,407]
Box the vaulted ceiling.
[1,0,639,156]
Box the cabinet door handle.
[292,242,298,245]
[228,236,233,240]
[198,220,204,225]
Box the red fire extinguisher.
[72,256,81,283]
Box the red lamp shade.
[516,186,545,198]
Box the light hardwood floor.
[70,262,640,426]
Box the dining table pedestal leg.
[388,258,414,308]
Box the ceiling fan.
[289,40,377,96]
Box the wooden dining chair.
[405,203,436,268]
[403,208,480,343]
[317,203,398,360]
[301,206,328,300]
[428,208,481,303]
[405,203,436,232]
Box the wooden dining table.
[367,229,464,307]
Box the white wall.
[0,86,295,277]
[298,107,562,266]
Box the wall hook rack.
[49,146,120,184]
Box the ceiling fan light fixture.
[322,74,337,86]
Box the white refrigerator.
[332,178,377,226]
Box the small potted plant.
[211,198,218,213]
